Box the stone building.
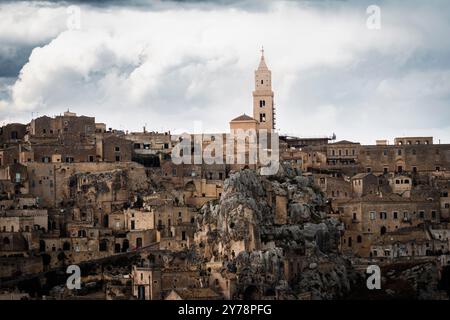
[102,135,133,162]
[125,131,172,167]
[0,123,27,145]
[132,252,210,300]
[340,193,441,257]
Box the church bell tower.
[253,47,275,131]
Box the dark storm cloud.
[0,44,40,77]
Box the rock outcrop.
[194,166,355,299]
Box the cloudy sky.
[0,0,449,144]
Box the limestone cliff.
[195,165,357,299]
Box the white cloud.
[1,0,450,144]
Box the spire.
[257,45,268,70]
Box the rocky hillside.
[195,165,359,299]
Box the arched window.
[357,235,362,243]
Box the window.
[397,166,403,173]
[383,167,388,174]
[412,149,416,155]
[431,211,436,219]
[133,143,141,149]
[88,155,95,162]
[419,211,425,219]
[445,203,449,209]
[393,211,398,219]
[383,149,388,156]
[436,167,440,172]
[352,213,357,220]
[380,212,387,220]
[115,146,120,152]
[397,149,402,156]
[259,113,266,122]
[367,167,372,173]
[413,166,417,173]
[370,211,376,220]
[115,155,120,161]
[357,235,362,243]
[259,100,266,108]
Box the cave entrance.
[99,239,108,252]
[122,239,129,252]
[136,237,142,249]
[63,241,71,251]
[243,285,260,300]
[103,214,109,228]
[138,285,145,300]
[39,240,46,252]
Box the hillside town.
[1,52,449,300]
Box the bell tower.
[253,47,275,131]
